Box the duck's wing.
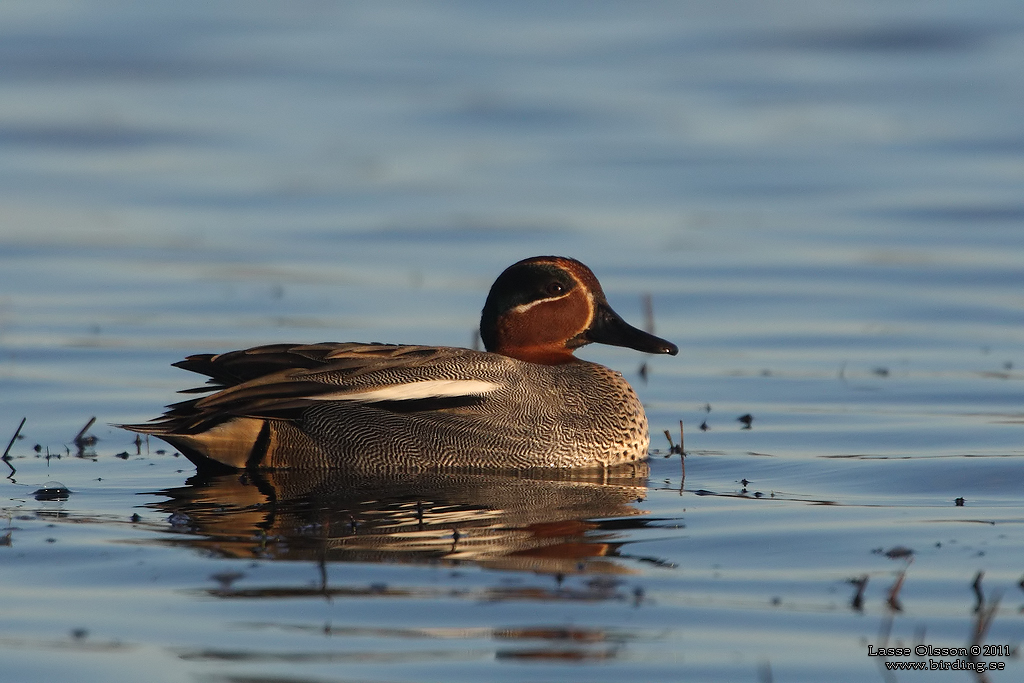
[174,342,453,388]
[123,342,502,436]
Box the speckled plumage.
[124,256,677,472]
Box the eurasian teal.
[124,256,677,472]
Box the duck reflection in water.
[149,463,665,580]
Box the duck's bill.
[582,303,679,355]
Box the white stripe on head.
[510,294,566,314]
[311,379,501,403]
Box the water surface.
[2,2,1023,682]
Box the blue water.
[2,2,1023,681]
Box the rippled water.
[2,2,1023,682]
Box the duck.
[123,256,678,473]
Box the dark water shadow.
[144,462,664,579]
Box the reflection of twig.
[3,417,25,477]
[849,575,868,612]
[874,612,898,683]
[638,294,656,384]
[450,527,461,554]
[972,571,985,613]
[968,573,1000,683]
[1,512,12,546]
[319,515,332,603]
[913,624,927,664]
[318,555,330,598]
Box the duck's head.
[480,256,679,365]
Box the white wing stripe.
[310,379,500,403]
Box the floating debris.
[874,546,914,560]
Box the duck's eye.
[545,282,565,297]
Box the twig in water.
[3,418,25,475]
[849,575,869,612]
[74,416,97,446]
[663,423,685,457]
[663,430,676,455]
[678,420,685,487]
[886,559,912,611]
